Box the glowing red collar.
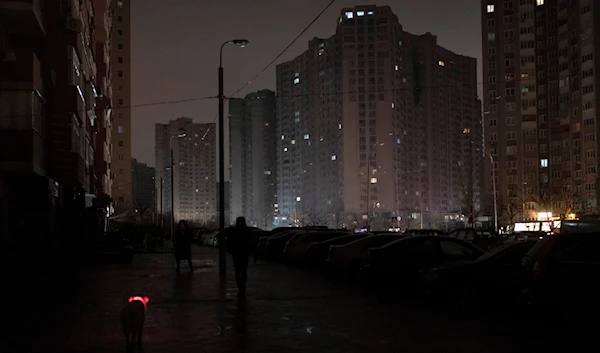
[128,296,149,309]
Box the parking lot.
[2,245,594,353]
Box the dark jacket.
[174,229,193,260]
[226,226,258,257]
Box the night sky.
[131,0,482,176]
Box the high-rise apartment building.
[92,0,113,200]
[0,0,54,237]
[229,90,277,228]
[133,158,155,207]
[111,0,132,212]
[276,5,481,230]
[155,118,216,227]
[481,0,599,222]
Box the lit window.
[179,162,184,166]
[283,147,288,152]
[338,123,342,129]
[487,4,494,13]
[395,65,399,71]
[370,178,378,184]
[195,189,198,193]
[304,134,310,140]
[295,111,300,116]
[281,135,285,140]
[357,11,365,16]
[295,117,300,123]
[345,11,354,19]
[396,138,401,144]
[293,78,300,84]
[331,155,337,161]
[463,128,471,134]
[438,60,445,66]
[296,196,301,202]
[118,126,124,133]
[117,1,123,8]
[540,159,548,168]
[367,11,374,15]
[391,103,395,108]
[264,171,272,175]
[291,139,296,144]
[295,72,299,77]
[536,0,544,5]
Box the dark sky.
[131,0,482,174]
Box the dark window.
[118,141,123,147]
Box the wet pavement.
[0,246,586,353]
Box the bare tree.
[133,201,154,225]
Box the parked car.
[195,229,214,244]
[304,234,369,264]
[364,236,486,288]
[284,231,350,261]
[327,234,406,270]
[403,229,446,236]
[521,232,600,325]
[423,239,539,311]
[448,228,501,249]
[265,229,308,260]
[203,231,220,247]
[496,231,546,247]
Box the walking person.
[173,220,194,273]
[226,217,258,297]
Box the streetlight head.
[178,132,187,138]
[232,39,250,47]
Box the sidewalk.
[0,246,571,353]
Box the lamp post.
[170,132,186,247]
[218,39,249,275]
[477,146,498,231]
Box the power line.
[200,0,337,140]
[228,0,337,99]
[0,95,217,120]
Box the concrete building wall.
[111,0,132,212]
[481,0,600,222]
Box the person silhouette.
[226,217,258,297]
[173,220,194,273]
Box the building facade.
[0,0,54,238]
[276,5,482,230]
[132,158,155,222]
[92,0,113,202]
[110,0,132,213]
[155,118,216,227]
[132,158,155,207]
[229,90,277,229]
[481,0,600,224]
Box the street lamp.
[218,39,249,275]
[477,146,498,232]
[170,132,186,247]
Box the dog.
[120,296,149,353]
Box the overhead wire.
[199,0,338,140]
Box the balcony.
[0,0,44,37]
